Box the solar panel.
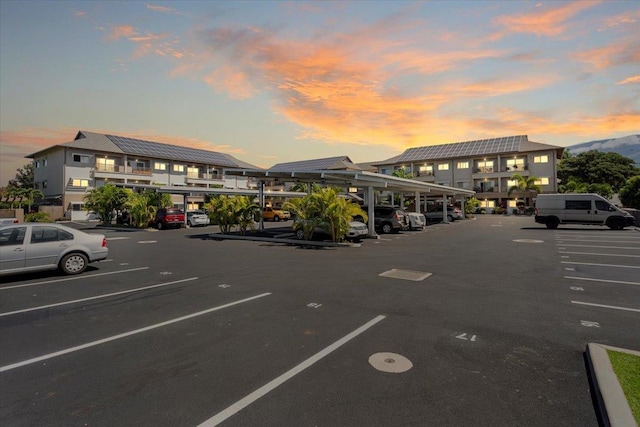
[105,135,238,167]
[269,156,350,171]
[396,135,525,162]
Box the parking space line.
[571,301,640,313]
[558,251,640,258]
[565,276,640,286]
[0,293,271,373]
[198,315,387,427]
[0,267,150,290]
[557,244,640,250]
[561,261,640,269]
[0,277,199,317]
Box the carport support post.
[442,195,448,223]
[258,182,265,231]
[460,198,465,219]
[183,194,188,227]
[367,186,377,238]
[414,191,420,213]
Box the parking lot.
[1,216,638,426]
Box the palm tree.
[507,174,542,206]
[392,168,413,179]
[125,190,158,228]
[22,188,44,213]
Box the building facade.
[372,135,564,210]
[27,131,259,216]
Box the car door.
[0,226,28,273]
[25,225,73,270]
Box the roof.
[373,135,564,165]
[27,130,262,169]
[269,156,362,172]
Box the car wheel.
[188,220,193,227]
[447,215,454,222]
[546,217,559,229]
[295,229,305,240]
[156,221,164,230]
[381,223,393,234]
[273,215,280,222]
[608,218,625,230]
[60,252,88,275]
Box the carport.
[224,169,476,237]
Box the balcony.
[185,172,225,186]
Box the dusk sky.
[1,0,639,185]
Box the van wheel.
[608,218,625,230]
[546,217,559,229]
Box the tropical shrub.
[125,190,159,228]
[205,195,258,234]
[84,183,130,225]
[25,212,50,222]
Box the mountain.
[566,134,640,165]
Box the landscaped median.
[586,343,640,426]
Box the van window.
[595,200,610,210]
[565,200,591,210]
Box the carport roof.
[224,169,475,197]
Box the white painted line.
[559,251,640,258]
[561,261,640,269]
[0,267,150,290]
[0,293,271,373]
[138,240,157,244]
[554,238,640,243]
[565,276,640,286]
[571,301,640,313]
[0,277,199,317]
[106,237,130,241]
[198,315,387,427]
[558,244,640,250]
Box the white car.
[187,210,210,227]
[0,223,109,276]
[407,212,426,230]
[0,218,19,225]
[293,220,368,241]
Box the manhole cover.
[512,239,544,243]
[379,269,432,281]
[369,352,413,373]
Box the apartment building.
[27,131,259,215]
[372,135,564,210]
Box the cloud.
[108,25,138,41]
[491,1,601,39]
[616,75,640,85]
[598,10,640,31]
[74,10,86,17]
[571,37,640,70]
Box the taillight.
[13,219,19,223]
[102,237,107,247]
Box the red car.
[152,208,185,230]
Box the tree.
[84,183,130,225]
[619,176,640,209]
[23,188,44,212]
[558,150,639,193]
[507,174,542,206]
[204,195,258,234]
[9,163,34,188]
[125,190,158,228]
[392,168,413,179]
[586,183,613,199]
[559,179,588,193]
[289,182,322,193]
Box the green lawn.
[608,350,640,424]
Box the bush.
[25,212,51,222]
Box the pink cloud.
[616,75,640,85]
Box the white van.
[534,193,636,230]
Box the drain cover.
[369,352,413,373]
[379,269,432,281]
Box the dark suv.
[152,208,185,230]
[357,205,408,234]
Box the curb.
[205,233,361,248]
[585,343,639,427]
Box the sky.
[1,0,639,185]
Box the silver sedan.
[0,223,109,276]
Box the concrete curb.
[585,343,639,427]
[205,233,361,248]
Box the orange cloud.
[571,37,640,70]
[108,25,137,41]
[616,75,640,85]
[492,1,601,39]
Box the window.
[595,200,610,211]
[534,177,549,185]
[380,168,390,175]
[438,163,449,171]
[73,154,90,163]
[534,155,549,163]
[566,200,591,210]
[42,180,48,189]
[507,179,517,188]
[419,165,433,175]
[43,158,48,166]
[173,164,185,173]
[456,181,470,189]
[96,157,115,171]
[35,161,40,169]
[457,162,469,169]
[154,162,167,171]
[72,179,89,187]
[31,226,74,243]
[477,160,493,173]
[0,227,26,246]
[187,167,199,178]
[506,158,525,170]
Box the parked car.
[425,206,462,223]
[0,218,19,225]
[293,219,368,242]
[261,206,291,222]
[407,212,426,230]
[152,208,185,230]
[187,210,210,227]
[0,223,108,276]
[356,205,409,234]
[534,193,635,230]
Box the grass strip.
[607,350,640,424]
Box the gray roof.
[269,156,362,172]
[27,130,262,168]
